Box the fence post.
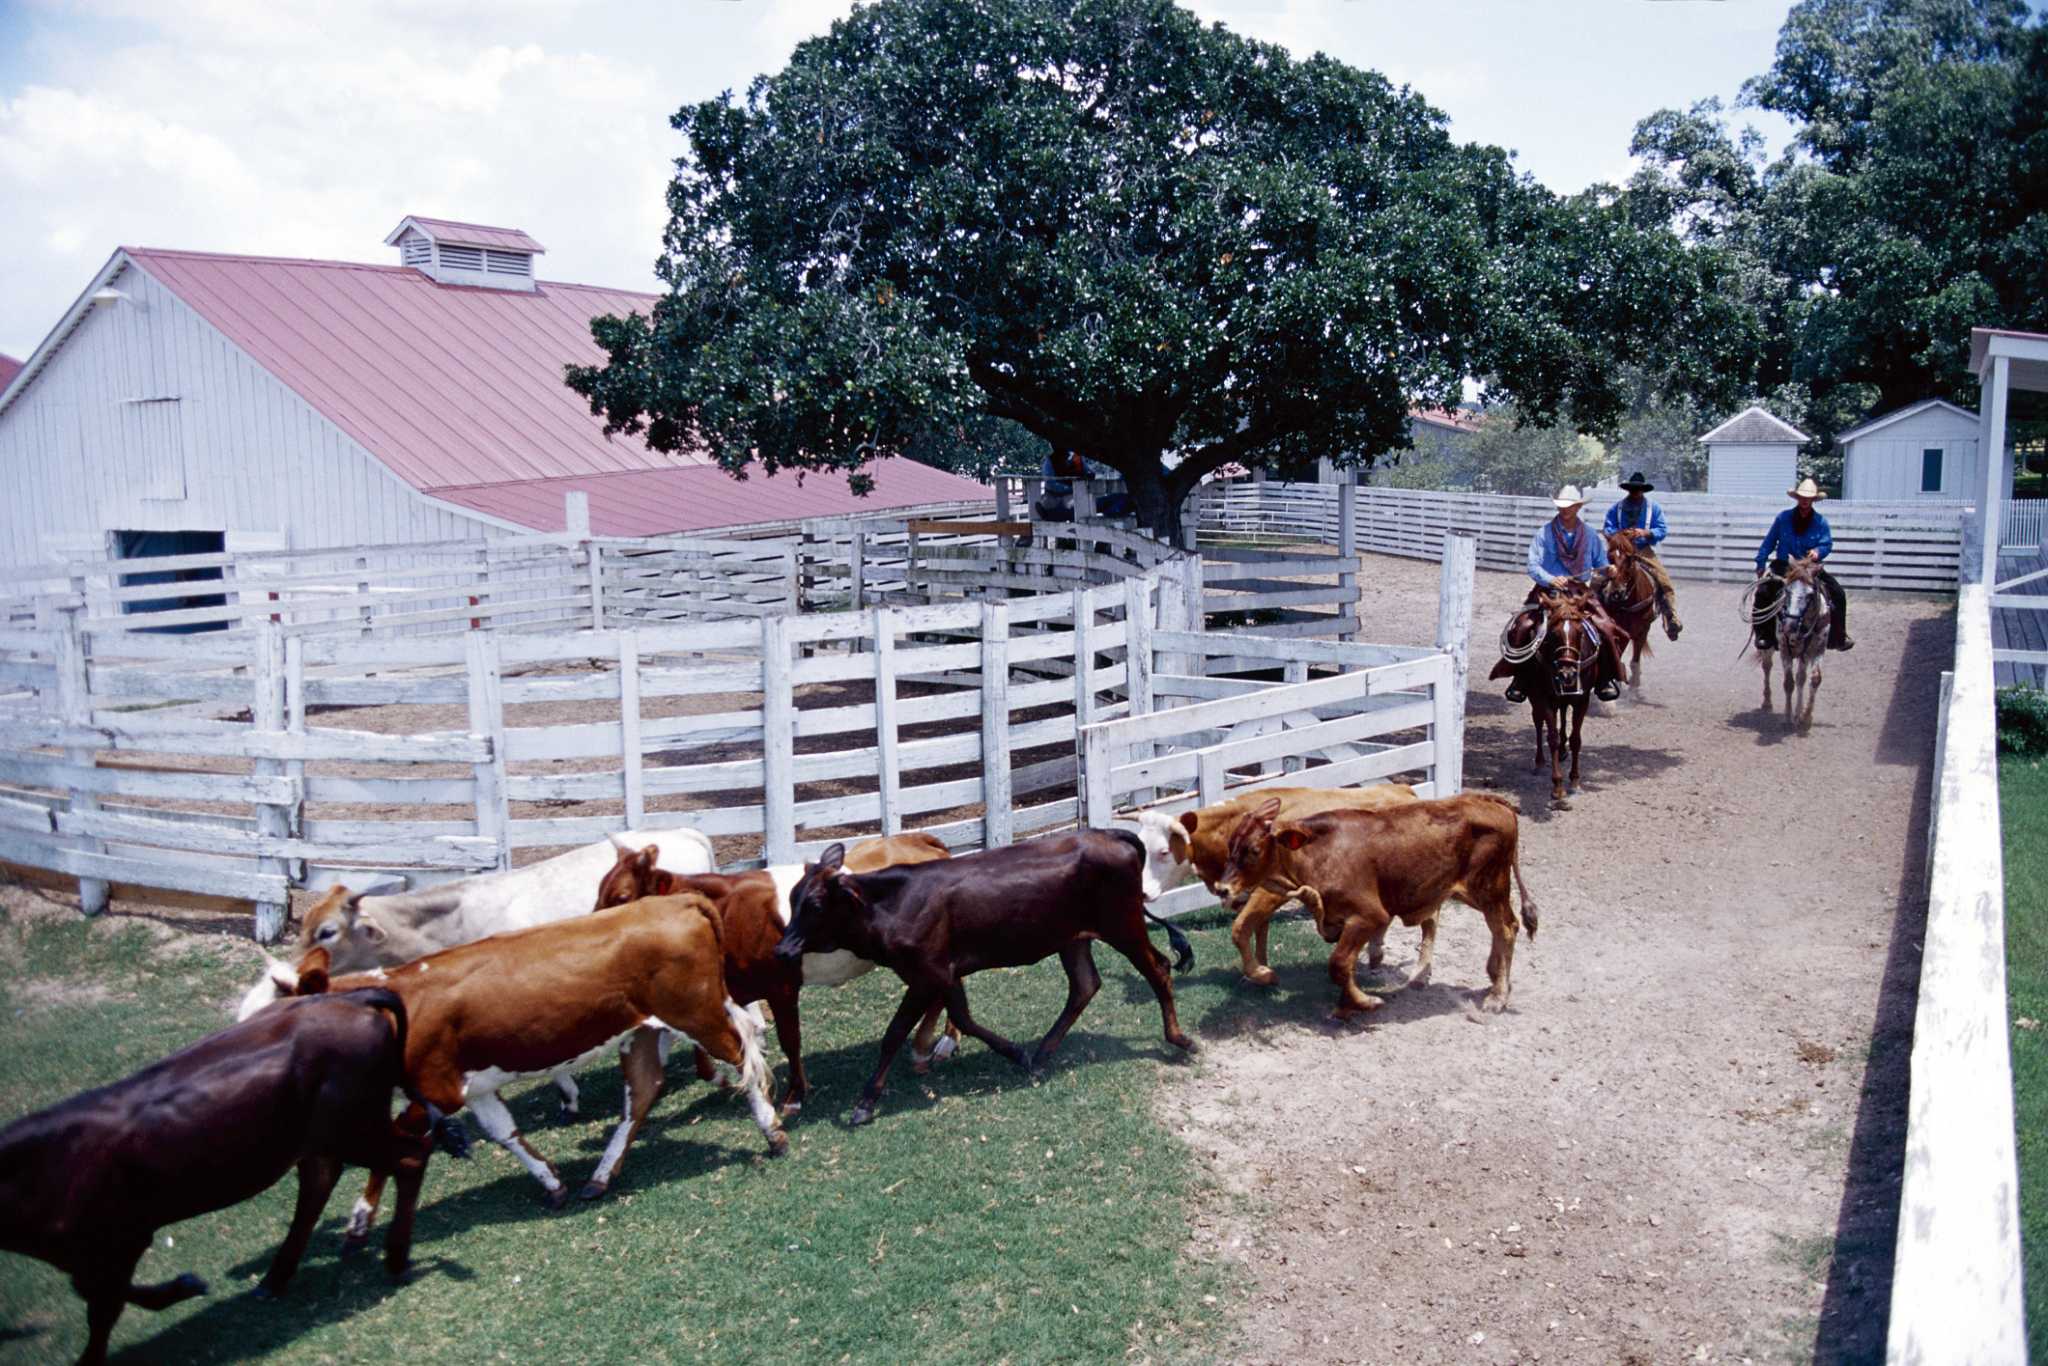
[586,541,606,631]
[52,605,108,917]
[1080,722,1114,827]
[250,620,290,942]
[850,532,867,613]
[980,601,1013,848]
[1433,533,1475,796]
[283,634,307,882]
[761,617,796,863]
[356,554,374,637]
[1339,476,1359,640]
[1072,588,1097,724]
[873,608,903,835]
[464,630,512,872]
[618,629,645,829]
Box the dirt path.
[1166,552,1950,1365]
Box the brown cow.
[593,832,959,1116]
[272,886,784,1223]
[1135,784,1418,984]
[0,990,433,1366]
[1215,794,1539,1017]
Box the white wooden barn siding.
[1840,406,2005,502]
[0,259,502,567]
[1706,443,1798,497]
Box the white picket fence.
[1197,481,1969,592]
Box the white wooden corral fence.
[1887,521,2024,1364]
[1197,482,1969,593]
[0,525,1470,941]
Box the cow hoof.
[1480,994,1509,1015]
[555,1102,579,1124]
[544,1185,571,1211]
[932,1036,957,1063]
[1241,966,1279,988]
[339,1233,368,1260]
[766,1130,791,1157]
[434,1117,474,1160]
[848,1103,877,1128]
[779,1098,804,1120]
[1405,966,1433,989]
[1168,1032,1197,1054]
[577,1180,609,1202]
[385,1261,414,1285]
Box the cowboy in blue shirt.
[1602,472,1683,640]
[1753,478,1853,651]
[1492,485,1622,703]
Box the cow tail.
[723,998,772,1101]
[1144,908,1195,974]
[1509,830,1539,939]
[343,986,459,1155]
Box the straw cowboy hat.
[1619,471,1655,492]
[1552,484,1588,510]
[1787,477,1826,501]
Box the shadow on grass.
[1808,610,1948,1363]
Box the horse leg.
[1548,705,1567,804]
[1530,699,1547,771]
[1760,647,1774,712]
[1567,699,1585,794]
[1784,650,1797,721]
[1803,651,1823,729]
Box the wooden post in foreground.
[1433,533,1476,796]
[52,606,108,917]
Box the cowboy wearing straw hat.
[1752,477,1854,651]
[1494,485,1623,703]
[1602,471,1683,640]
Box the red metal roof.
[1410,405,1482,434]
[392,217,547,253]
[0,354,21,392]
[431,460,989,536]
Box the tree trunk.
[1118,460,1182,546]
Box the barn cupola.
[384,216,545,292]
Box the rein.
[1603,558,1656,614]
[1739,570,1787,626]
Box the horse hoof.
[848,1105,876,1128]
[544,1185,571,1211]
[1551,796,1572,810]
[577,1181,609,1202]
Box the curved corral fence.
[1196,481,1968,592]
[0,520,1471,942]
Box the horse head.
[1778,558,1827,651]
[1538,593,1598,698]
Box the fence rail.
[1196,481,1969,592]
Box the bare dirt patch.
[1164,550,1947,1365]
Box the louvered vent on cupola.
[384,216,545,293]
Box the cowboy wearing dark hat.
[1602,472,1682,640]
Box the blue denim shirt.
[1755,508,1832,568]
[1603,496,1668,546]
[1526,517,1610,585]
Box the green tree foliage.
[568,0,1746,537]
[1628,0,2047,437]
[1457,407,1611,498]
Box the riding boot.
[1497,609,1539,703]
[1657,589,1682,641]
[1822,572,1854,650]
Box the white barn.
[1698,406,1809,497]
[1837,398,2012,502]
[0,217,984,570]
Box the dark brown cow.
[775,830,1195,1125]
[592,832,957,1117]
[0,990,433,1366]
[1215,795,1539,1017]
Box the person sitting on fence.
[1602,471,1683,641]
[1034,449,1083,521]
[1498,484,1623,703]
[1752,477,1854,651]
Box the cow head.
[594,840,673,912]
[775,843,864,963]
[1132,810,1197,899]
[1215,799,1317,910]
[296,886,385,967]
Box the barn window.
[484,249,533,276]
[114,530,227,634]
[437,244,485,272]
[399,233,432,268]
[1921,447,1944,492]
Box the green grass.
[0,900,1373,1364]
[2004,756,2048,1362]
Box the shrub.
[1998,685,2048,756]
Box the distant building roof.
[1697,406,1810,445]
[0,354,20,393]
[1410,405,1482,435]
[17,244,987,532]
[382,216,548,254]
[1833,398,1980,446]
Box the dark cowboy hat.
[1618,471,1655,492]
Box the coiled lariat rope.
[1739,570,1786,626]
[1498,610,1548,665]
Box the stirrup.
[1594,680,1620,702]
[1504,683,1526,703]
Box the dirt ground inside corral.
[1167,552,1949,1365]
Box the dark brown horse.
[1522,588,1616,806]
[1598,531,1659,697]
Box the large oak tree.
[570,0,1746,538]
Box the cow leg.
[941,983,1031,1071]
[852,985,941,1126]
[690,1045,726,1089]
[340,1169,388,1257]
[1230,886,1288,986]
[257,1153,344,1298]
[581,1028,667,1201]
[1480,895,1520,1014]
[1329,912,1391,1018]
[1031,942,1102,1070]
[381,1120,432,1280]
[552,1069,580,1121]
[77,1272,135,1366]
[1366,924,1387,970]
[686,1011,788,1157]
[1105,927,1195,1054]
[124,1271,208,1310]
[910,1001,958,1074]
[469,1090,568,1208]
[761,987,810,1116]
[1405,912,1438,989]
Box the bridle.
[1542,610,1598,697]
[1777,569,1827,653]
[1602,552,1656,615]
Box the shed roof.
[431,460,989,537]
[382,216,547,254]
[0,355,20,392]
[1833,398,1980,446]
[1697,406,1810,445]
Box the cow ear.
[1179,810,1199,835]
[1275,824,1313,852]
[1252,796,1282,824]
[359,918,386,944]
[294,946,332,996]
[818,842,846,874]
[636,844,659,870]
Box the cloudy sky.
[0,0,1798,360]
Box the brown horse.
[1599,531,1659,697]
[1523,588,1615,806]
[1759,556,1831,728]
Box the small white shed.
[1836,398,2010,502]
[1698,406,1809,496]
